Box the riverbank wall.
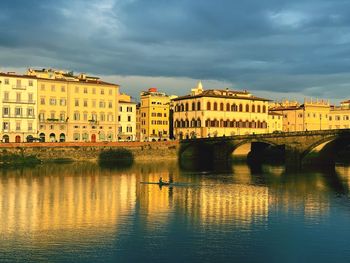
[0,141,179,162]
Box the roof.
[173,89,270,102]
[119,100,137,104]
[268,111,283,116]
[0,72,119,86]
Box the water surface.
[0,161,350,262]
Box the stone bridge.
[179,129,350,169]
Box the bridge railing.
[180,128,350,143]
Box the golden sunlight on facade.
[173,82,270,139]
[139,88,171,141]
[27,68,119,142]
[0,73,38,142]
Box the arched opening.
[59,133,66,142]
[15,135,21,143]
[91,134,96,142]
[214,102,218,111]
[252,104,255,112]
[26,135,33,142]
[192,102,196,111]
[49,133,56,142]
[239,104,243,112]
[245,104,249,112]
[185,103,189,111]
[207,102,211,111]
[220,103,224,111]
[39,133,45,142]
[2,135,9,143]
[197,101,201,111]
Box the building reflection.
[0,163,137,240]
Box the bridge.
[179,129,350,169]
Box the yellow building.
[0,73,38,142]
[173,82,270,139]
[118,94,137,141]
[28,69,119,142]
[140,88,170,141]
[329,100,350,130]
[267,111,283,133]
[269,99,330,132]
[136,104,141,141]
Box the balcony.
[12,85,27,90]
[2,115,35,119]
[2,99,36,105]
[39,118,66,123]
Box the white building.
[118,94,136,141]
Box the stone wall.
[0,141,179,162]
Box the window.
[60,98,66,106]
[27,108,34,117]
[61,86,66,92]
[100,89,104,95]
[108,101,112,108]
[119,106,123,112]
[41,84,45,91]
[4,79,9,85]
[15,107,22,116]
[39,113,45,121]
[4,92,9,101]
[29,80,33,87]
[83,87,88,94]
[50,98,57,105]
[28,93,33,102]
[40,98,45,105]
[50,112,55,119]
[60,113,65,121]
[92,88,96,94]
[16,79,21,88]
[100,113,105,121]
[16,122,21,131]
[74,112,80,121]
[128,116,131,122]
[75,99,79,107]
[84,100,88,107]
[3,122,9,130]
[99,101,105,108]
[3,107,9,116]
[16,92,21,102]
[92,100,96,108]
[118,115,121,121]
[28,122,33,131]
[83,113,88,121]
[51,85,55,91]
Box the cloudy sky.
[1,0,350,103]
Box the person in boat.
[159,177,163,184]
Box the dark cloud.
[1,0,350,99]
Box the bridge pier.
[285,147,302,171]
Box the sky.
[1,0,350,103]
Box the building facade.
[269,99,330,132]
[267,112,283,133]
[0,73,38,142]
[118,94,136,141]
[173,82,270,139]
[140,88,170,141]
[28,69,120,142]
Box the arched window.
[239,104,243,112]
[231,104,236,111]
[245,104,249,112]
[207,102,211,110]
[257,105,261,113]
[262,105,266,113]
[192,102,196,111]
[197,118,201,127]
[220,103,224,111]
[220,119,224,127]
[206,119,210,127]
[214,102,218,111]
[197,101,201,111]
[226,103,230,111]
[185,103,189,111]
[191,118,196,127]
[185,119,189,127]
[181,104,184,111]
[252,104,255,112]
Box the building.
[27,68,120,142]
[172,82,270,139]
[269,99,330,132]
[0,73,38,142]
[136,104,141,141]
[118,94,136,141]
[267,111,283,133]
[140,88,170,141]
[329,100,350,130]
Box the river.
[0,161,350,262]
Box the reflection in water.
[0,161,350,262]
